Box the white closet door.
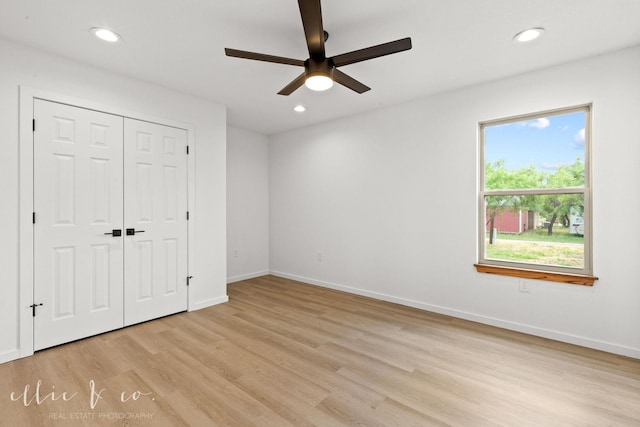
[33,100,124,350]
[123,119,188,326]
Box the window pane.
[484,111,586,190]
[484,194,585,269]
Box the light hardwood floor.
[1,275,639,426]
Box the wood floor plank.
[1,275,639,426]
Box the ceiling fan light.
[305,74,333,91]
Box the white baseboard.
[189,295,229,311]
[270,270,640,359]
[0,349,21,365]
[227,271,270,284]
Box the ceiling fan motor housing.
[305,58,334,79]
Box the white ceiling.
[1,0,639,135]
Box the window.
[476,105,596,285]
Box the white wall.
[0,38,228,363]
[269,46,640,358]
[227,126,270,282]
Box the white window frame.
[477,104,594,280]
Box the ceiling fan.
[225,0,412,95]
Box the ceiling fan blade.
[331,37,412,67]
[333,69,370,94]
[278,72,307,96]
[298,0,325,59]
[225,48,305,67]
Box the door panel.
[34,100,124,350]
[123,119,188,326]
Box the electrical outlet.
[317,252,323,262]
[519,278,531,293]
[234,249,239,258]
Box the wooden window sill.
[474,264,598,286]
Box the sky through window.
[485,111,586,172]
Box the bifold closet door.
[123,119,188,326]
[33,100,124,351]
[33,101,189,350]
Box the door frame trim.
[19,86,196,359]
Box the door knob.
[104,229,122,236]
[126,228,146,236]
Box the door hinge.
[187,276,193,287]
[186,145,189,155]
[32,212,36,224]
[30,303,43,317]
[186,211,190,220]
[32,119,36,132]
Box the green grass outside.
[485,226,584,268]
[486,226,584,244]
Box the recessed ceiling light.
[91,27,121,43]
[294,105,306,112]
[514,27,544,43]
